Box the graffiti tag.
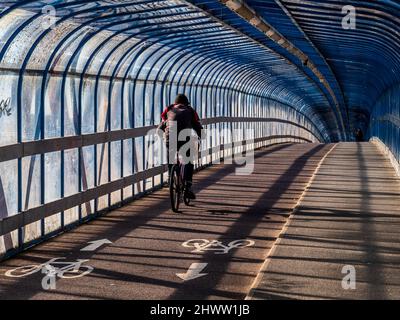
[0,98,11,118]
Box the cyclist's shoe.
[185,187,196,200]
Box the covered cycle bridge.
[0,0,399,300]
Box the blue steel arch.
[0,0,346,139]
[145,30,340,138]
[269,0,400,135]
[5,0,394,256]
[86,18,220,191]
[122,32,245,186]
[51,3,199,218]
[191,0,350,138]
[11,2,202,224]
[176,46,318,123]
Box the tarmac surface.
[0,143,331,300]
[248,142,400,300]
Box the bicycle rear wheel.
[169,164,181,213]
[5,265,40,278]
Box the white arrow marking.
[81,239,112,252]
[176,263,208,281]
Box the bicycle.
[171,149,199,212]
[182,239,255,254]
[5,257,93,279]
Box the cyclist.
[158,94,203,200]
[355,128,364,142]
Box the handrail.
[0,134,312,236]
[375,114,400,128]
[0,116,319,163]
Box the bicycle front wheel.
[169,165,181,213]
[59,266,94,279]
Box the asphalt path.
[248,143,400,300]
[0,143,331,300]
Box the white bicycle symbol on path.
[5,257,93,279]
[182,239,255,255]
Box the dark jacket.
[158,104,203,144]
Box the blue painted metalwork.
[370,84,400,165]
[269,0,400,135]
[1,0,397,257]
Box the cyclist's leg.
[166,143,173,181]
[183,163,194,186]
[182,144,195,199]
[179,137,193,182]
